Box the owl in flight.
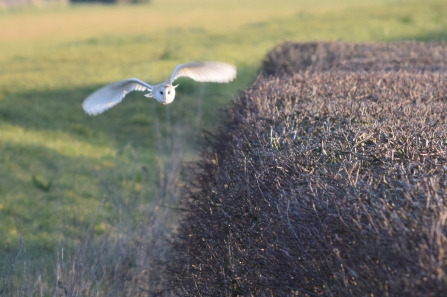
[82,61,237,115]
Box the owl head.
[154,84,178,105]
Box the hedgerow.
[167,47,447,296]
[262,41,447,76]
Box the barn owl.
[82,61,237,115]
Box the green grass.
[0,0,446,261]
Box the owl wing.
[82,78,153,116]
[168,61,237,84]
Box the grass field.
[1,0,447,286]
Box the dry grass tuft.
[167,43,447,296]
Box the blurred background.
[0,0,446,294]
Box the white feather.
[168,61,237,84]
[82,61,237,116]
[82,78,152,115]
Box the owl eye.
[160,91,163,95]
[168,91,171,94]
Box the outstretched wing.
[82,78,153,116]
[168,61,237,84]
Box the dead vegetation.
[167,43,447,296]
[262,41,447,76]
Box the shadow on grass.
[0,65,254,152]
[393,29,447,43]
[0,123,185,296]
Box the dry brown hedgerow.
[167,67,447,296]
